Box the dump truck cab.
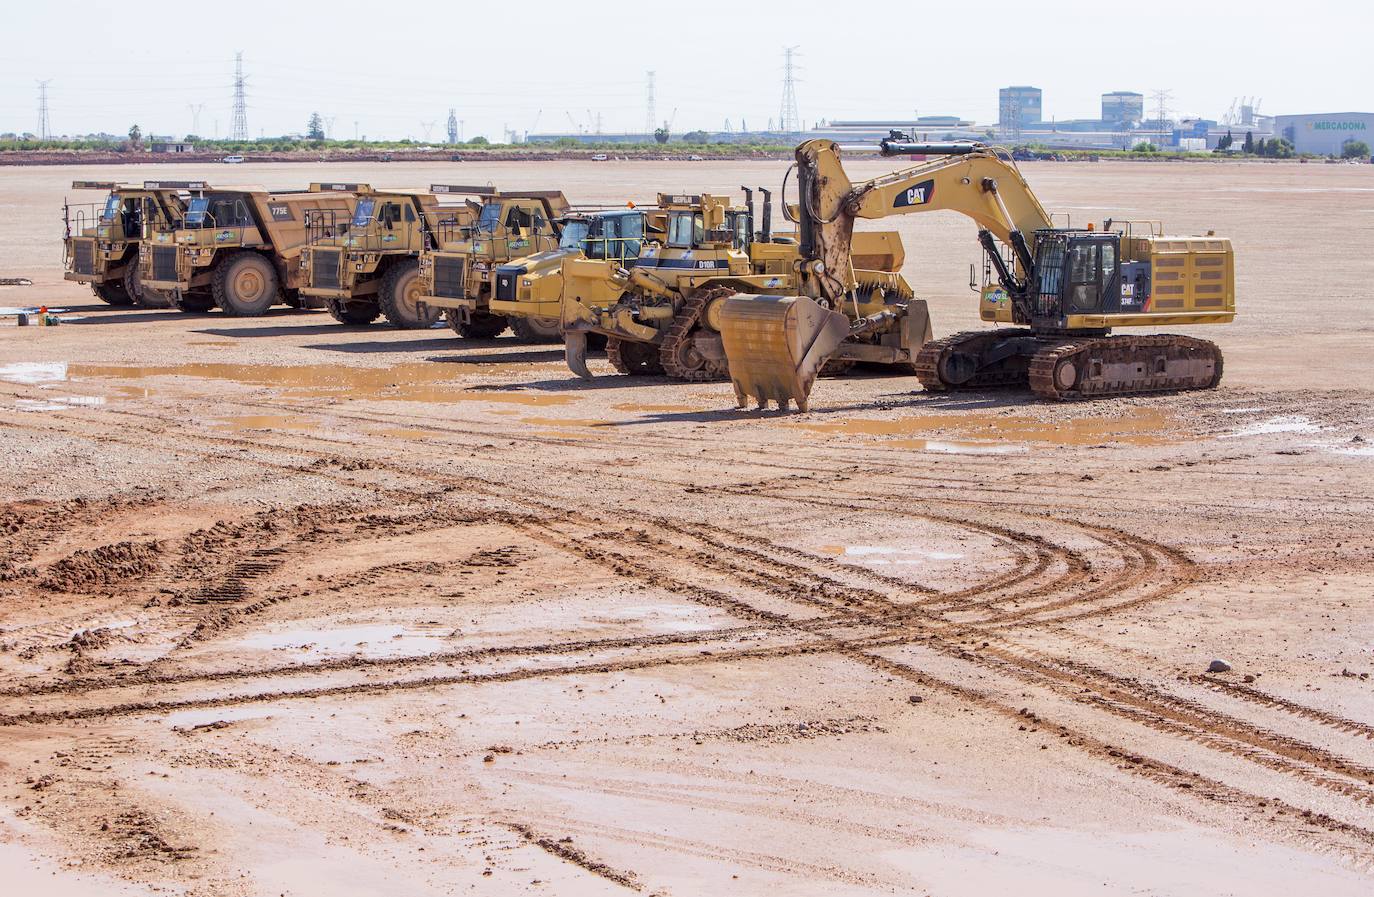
[63,181,189,307]
[141,182,359,316]
[415,187,570,339]
[300,184,482,328]
[488,207,667,342]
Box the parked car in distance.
[221,155,245,164]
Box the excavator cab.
[1032,230,1122,323]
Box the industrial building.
[999,86,1042,134]
[1102,92,1145,127]
[1274,112,1374,155]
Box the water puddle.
[239,623,450,659]
[795,408,1174,447]
[528,429,598,440]
[520,416,614,429]
[59,361,580,407]
[0,361,68,385]
[212,414,321,433]
[15,395,106,412]
[369,427,440,440]
[1222,415,1321,438]
[612,403,705,414]
[602,604,716,633]
[887,439,1027,455]
[822,544,964,566]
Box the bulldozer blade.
[718,294,850,412]
[564,331,593,380]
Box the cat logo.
[893,179,936,208]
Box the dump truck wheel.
[327,298,381,325]
[445,309,508,340]
[212,252,280,317]
[509,315,563,344]
[379,260,440,329]
[176,290,217,313]
[125,263,173,308]
[92,282,133,306]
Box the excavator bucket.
[718,294,850,412]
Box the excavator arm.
[721,137,1055,410]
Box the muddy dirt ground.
[1,159,1373,895]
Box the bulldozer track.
[659,289,730,382]
[912,329,1035,392]
[1027,334,1224,400]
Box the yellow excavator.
[719,134,1234,409]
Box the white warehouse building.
[1273,112,1374,155]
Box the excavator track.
[606,337,665,376]
[659,289,730,382]
[913,329,1035,392]
[1027,335,1223,401]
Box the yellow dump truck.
[415,187,571,339]
[62,181,191,307]
[300,184,485,328]
[139,181,360,315]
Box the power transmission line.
[645,71,656,134]
[779,46,801,135]
[1150,88,1173,143]
[230,52,248,141]
[447,108,458,144]
[37,80,52,140]
[188,103,204,137]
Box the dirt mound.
[39,540,163,592]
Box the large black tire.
[509,315,563,344]
[327,297,381,325]
[212,252,280,317]
[125,263,174,308]
[444,308,508,340]
[92,281,133,306]
[177,290,217,313]
[379,260,441,329]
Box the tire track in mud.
[601,511,1374,834]
[1186,675,1374,742]
[10,396,1374,861]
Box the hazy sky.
[2,0,1367,141]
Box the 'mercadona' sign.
[1309,121,1368,130]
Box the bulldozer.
[414,188,571,340]
[487,206,669,343]
[139,181,360,315]
[560,190,927,381]
[62,181,190,308]
[719,135,1234,410]
[300,184,484,328]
